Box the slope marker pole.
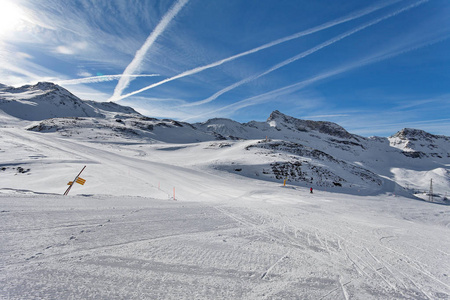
[64,166,86,196]
[428,178,433,202]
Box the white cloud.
[16,52,32,59]
[55,41,89,55]
[77,70,93,77]
[55,45,74,55]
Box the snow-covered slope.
[1,82,449,199]
[27,116,219,143]
[0,82,102,120]
[0,82,141,121]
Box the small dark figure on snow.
[310,187,313,194]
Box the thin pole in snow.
[428,178,433,202]
[64,166,86,196]
[173,187,176,200]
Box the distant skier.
[310,187,313,194]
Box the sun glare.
[0,0,26,36]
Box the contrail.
[109,0,189,101]
[182,67,357,121]
[184,0,429,107]
[112,0,402,101]
[56,74,159,85]
[182,33,446,122]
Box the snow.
[1,82,450,298]
[2,189,450,298]
[0,82,106,121]
[1,125,450,299]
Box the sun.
[0,0,26,36]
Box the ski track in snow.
[1,128,450,299]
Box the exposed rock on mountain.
[267,110,355,140]
[389,128,450,159]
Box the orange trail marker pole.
[173,187,176,201]
[64,166,86,196]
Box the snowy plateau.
[1,82,449,299]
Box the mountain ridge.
[1,82,449,200]
[1,82,446,141]
[0,82,140,121]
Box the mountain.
[1,82,449,201]
[192,110,358,141]
[0,82,139,121]
[389,128,450,159]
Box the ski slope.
[1,126,450,299]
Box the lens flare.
[0,0,26,36]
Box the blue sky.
[0,0,449,136]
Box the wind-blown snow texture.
[1,82,449,299]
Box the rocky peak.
[2,81,76,99]
[30,81,59,90]
[391,128,444,142]
[389,128,450,158]
[34,82,77,98]
[267,110,354,139]
[267,110,291,122]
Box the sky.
[0,0,449,136]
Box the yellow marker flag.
[67,181,73,185]
[76,177,86,185]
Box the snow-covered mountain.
[1,82,449,200]
[0,82,139,120]
[389,128,450,159]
